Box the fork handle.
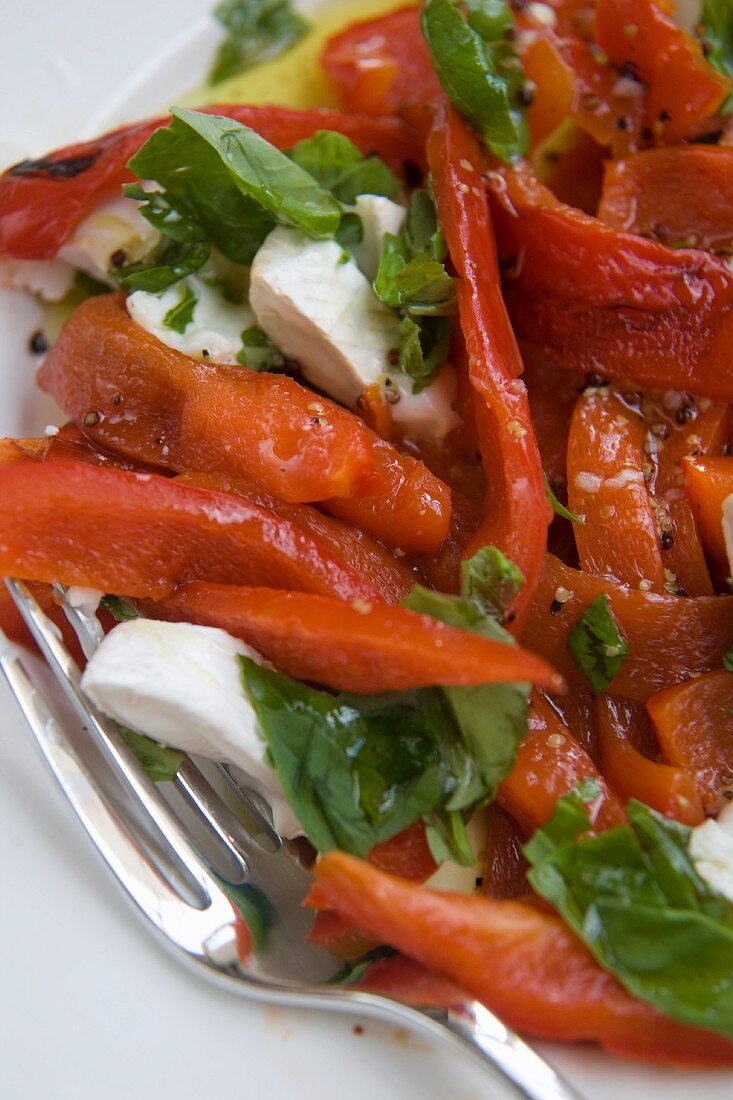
[413,1001,585,1100]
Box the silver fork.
[0,577,584,1100]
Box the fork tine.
[6,578,226,901]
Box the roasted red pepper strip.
[489,161,733,402]
[683,454,733,567]
[567,387,666,590]
[39,293,379,504]
[320,6,439,136]
[427,106,551,629]
[0,459,386,602]
[498,693,624,833]
[595,0,730,144]
[597,695,704,825]
[149,581,565,693]
[482,803,531,900]
[647,671,733,814]
[307,852,733,1066]
[0,104,424,260]
[524,555,733,702]
[598,147,733,252]
[40,295,451,554]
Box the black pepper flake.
[154,436,164,446]
[352,1025,365,1036]
[676,587,689,597]
[311,417,322,425]
[475,877,484,888]
[503,610,517,625]
[109,248,127,268]
[660,531,674,550]
[388,348,400,367]
[675,404,694,424]
[550,599,564,615]
[403,159,423,188]
[616,116,629,131]
[516,83,535,107]
[112,393,123,406]
[201,348,210,359]
[619,60,640,82]
[83,410,101,428]
[585,371,609,388]
[659,109,671,122]
[29,329,48,354]
[641,126,654,142]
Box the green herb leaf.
[74,271,112,299]
[403,188,446,261]
[237,324,282,371]
[163,283,197,334]
[121,727,183,783]
[240,659,478,858]
[209,0,309,85]
[460,545,524,621]
[214,878,276,951]
[421,0,528,162]
[701,0,733,115]
[374,233,456,315]
[398,314,452,393]
[425,809,476,866]
[99,595,139,622]
[287,131,400,204]
[568,594,629,693]
[525,787,733,1039]
[335,211,363,247]
[544,474,585,525]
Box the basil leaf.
[167,109,341,236]
[237,324,282,371]
[464,0,513,40]
[99,595,139,622]
[544,474,585,525]
[120,727,182,783]
[525,787,733,1039]
[335,211,363,247]
[568,594,629,693]
[461,544,524,621]
[398,314,452,393]
[403,188,446,261]
[724,644,733,672]
[240,659,476,858]
[421,0,528,162]
[209,0,309,85]
[163,284,197,334]
[425,809,475,866]
[287,131,400,204]
[113,236,210,294]
[701,0,733,115]
[214,878,276,951]
[374,234,456,315]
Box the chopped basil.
[421,0,529,162]
[398,314,452,392]
[120,727,183,783]
[237,324,282,371]
[163,284,197,334]
[544,474,585,525]
[214,877,276,951]
[99,594,139,622]
[724,644,733,672]
[568,593,629,693]
[403,188,447,261]
[374,234,456,316]
[525,782,733,1040]
[460,544,524,621]
[701,0,733,115]
[209,0,309,85]
[335,211,363,247]
[424,808,475,866]
[286,131,400,204]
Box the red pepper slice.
[427,106,552,629]
[524,554,733,701]
[597,695,704,825]
[489,161,733,401]
[150,581,565,693]
[595,0,730,144]
[0,459,385,602]
[498,693,624,833]
[683,454,733,568]
[599,147,733,253]
[0,105,424,261]
[308,851,733,1066]
[647,670,733,814]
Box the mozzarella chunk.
[249,225,400,407]
[389,363,462,443]
[689,802,733,903]
[81,619,301,837]
[66,586,103,616]
[58,194,159,283]
[351,193,406,281]
[0,257,76,301]
[127,272,255,364]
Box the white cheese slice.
[249,224,401,407]
[58,193,159,284]
[689,801,733,903]
[0,257,76,301]
[127,272,255,364]
[350,193,406,282]
[80,618,301,838]
[389,363,462,443]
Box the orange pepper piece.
[683,454,733,567]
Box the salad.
[2,0,733,1071]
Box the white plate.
[0,4,730,1097]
